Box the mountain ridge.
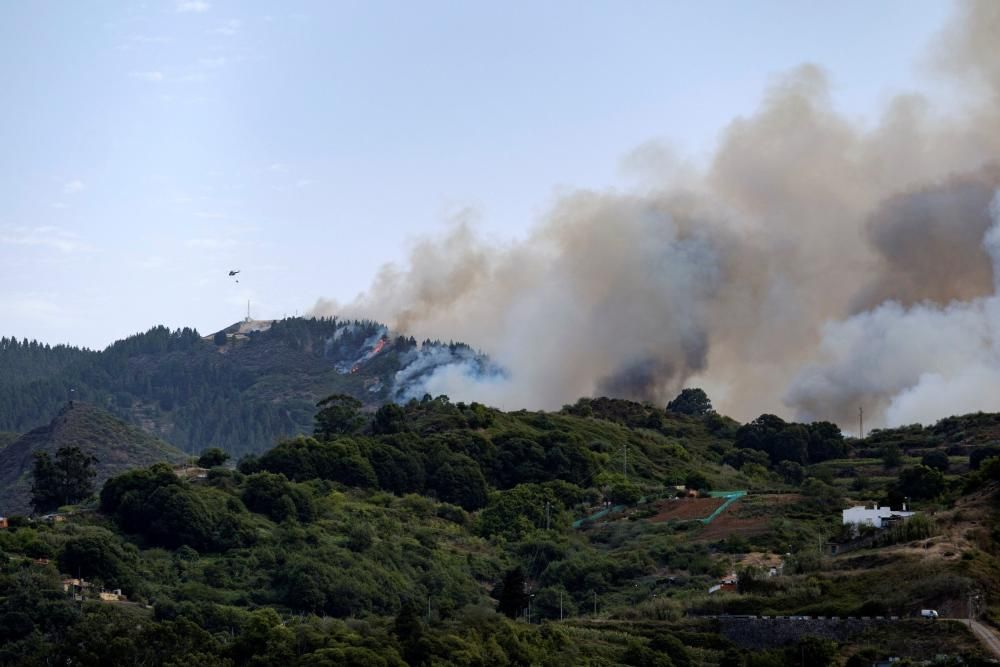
[0,317,498,457]
[0,401,187,515]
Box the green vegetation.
[666,388,714,416]
[1,390,999,664]
[0,403,186,514]
[30,446,98,513]
[0,319,488,457]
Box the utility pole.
[559,591,564,620]
[858,406,864,440]
[623,445,628,479]
[545,502,551,531]
[593,591,597,616]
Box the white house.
[842,504,914,529]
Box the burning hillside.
[314,1,1000,431]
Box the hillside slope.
[0,399,997,665]
[0,317,496,457]
[0,402,186,514]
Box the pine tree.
[494,567,528,619]
[30,446,98,512]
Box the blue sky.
[0,0,954,348]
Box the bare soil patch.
[696,514,771,541]
[648,497,724,523]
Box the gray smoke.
[313,1,1000,430]
[788,195,1000,427]
[851,169,1000,312]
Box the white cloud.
[63,180,85,194]
[0,294,61,318]
[136,255,167,270]
[0,226,90,253]
[177,1,210,13]
[130,71,164,82]
[213,19,241,36]
[174,72,208,84]
[129,34,170,44]
[185,237,236,249]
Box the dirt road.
[944,618,1000,659]
[966,619,1000,659]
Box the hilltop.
[0,402,186,514]
[0,318,496,457]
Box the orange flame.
[350,337,389,373]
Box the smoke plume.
[313,1,1000,430]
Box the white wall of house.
[842,505,914,529]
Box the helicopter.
[229,269,240,283]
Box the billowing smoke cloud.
[788,195,1000,427]
[314,1,1000,430]
[851,169,1000,312]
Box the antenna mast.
[858,406,864,440]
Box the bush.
[920,450,949,472]
[197,448,229,468]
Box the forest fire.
[350,337,389,373]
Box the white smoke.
[788,194,1000,427]
[312,2,1000,429]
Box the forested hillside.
[0,318,495,457]
[1,394,999,665]
[0,403,186,514]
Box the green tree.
[896,465,945,500]
[734,414,787,462]
[920,450,949,472]
[212,330,227,346]
[970,445,1000,469]
[197,447,230,468]
[608,479,642,504]
[372,403,407,435]
[242,471,315,522]
[666,388,713,416]
[429,455,488,510]
[881,442,903,468]
[314,394,364,438]
[494,567,528,619]
[776,460,805,485]
[30,445,98,512]
[393,600,431,665]
[684,471,711,492]
[58,530,137,592]
[806,421,846,462]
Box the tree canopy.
[30,445,98,512]
[666,388,714,416]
